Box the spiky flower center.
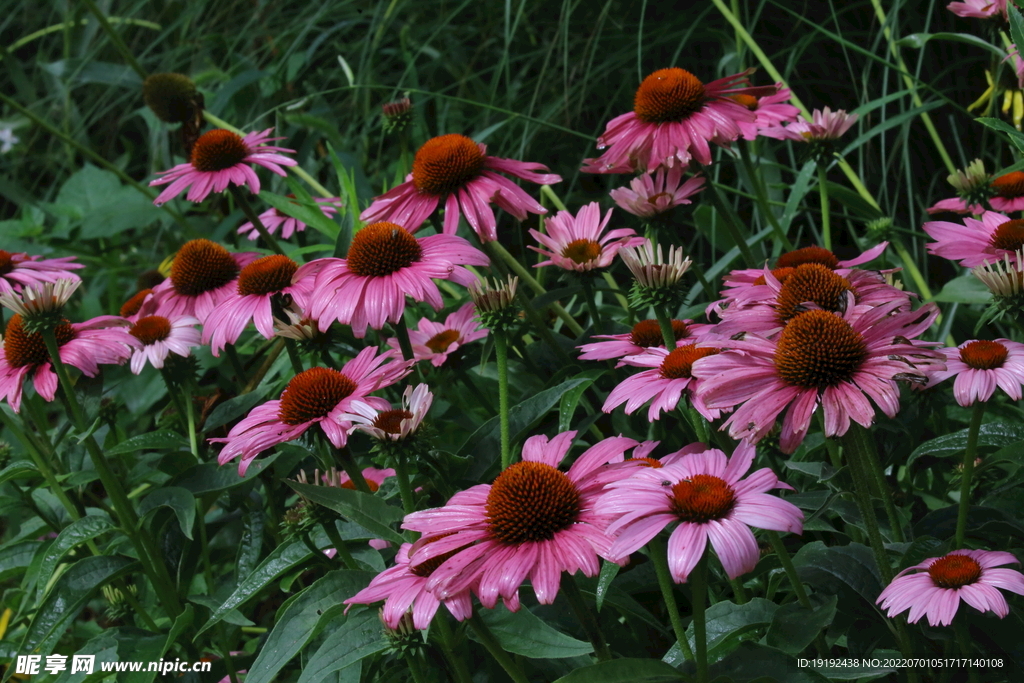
[634,68,706,124]
[277,367,357,425]
[991,220,1024,252]
[3,314,76,368]
[630,457,663,468]
[669,474,736,523]
[425,329,461,353]
[346,222,423,277]
[561,239,603,264]
[189,130,249,172]
[728,93,760,110]
[340,477,380,492]
[774,246,840,270]
[753,266,796,286]
[237,255,298,296]
[959,340,1008,369]
[774,310,867,388]
[659,344,719,380]
[170,239,240,297]
[372,409,413,435]
[486,461,581,545]
[991,171,1024,199]
[928,554,982,589]
[130,316,172,345]
[120,289,153,317]
[0,250,14,276]
[412,134,485,195]
[775,263,853,323]
[629,319,690,348]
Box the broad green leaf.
[107,430,189,456]
[821,182,884,220]
[203,388,269,431]
[594,560,619,612]
[36,516,115,601]
[246,570,374,683]
[933,275,993,304]
[0,461,37,486]
[766,594,837,655]
[665,598,778,667]
[793,542,882,605]
[1010,3,1024,69]
[262,187,340,240]
[287,481,404,544]
[812,663,894,681]
[896,32,1007,59]
[48,164,162,239]
[558,370,603,433]
[471,603,593,659]
[297,610,386,683]
[170,452,280,495]
[236,502,265,585]
[20,556,137,656]
[138,487,196,540]
[975,117,1024,154]
[197,539,312,636]
[0,540,43,582]
[552,659,683,682]
[708,641,831,682]
[51,632,120,683]
[908,423,1024,465]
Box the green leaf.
[48,165,162,239]
[197,539,313,636]
[107,430,189,456]
[297,610,386,683]
[594,559,619,611]
[896,32,1006,59]
[461,377,591,479]
[665,598,778,667]
[0,460,38,486]
[138,487,196,540]
[236,502,265,585]
[203,388,269,432]
[811,663,895,681]
[262,188,340,240]
[246,570,374,683]
[708,641,831,682]
[20,556,138,656]
[558,370,603,433]
[908,423,1024,466]
[822,181,884,220]
[0,540,43,582]
[471,603,593,658]
[287,481,405,544]
[793,542,882,605]
[976,117,1024,154]
[170,452,279,495]
[552,659,683,682]
[766,594,837,655]
[36,516,115,601]
[1010,3,1024,65]
[933,275,993,304]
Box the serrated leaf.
[138,487,196,540]
[107,430,189,455]
[297,610,385,683]
[246,570,374,683]
[908,423,1024,466]
[552,659,683,682]
[287,481,404,544]
[471,603,593,659]
[36,516,115,601]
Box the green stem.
[434,615,473,683]
[690,554,709,683]
[840,425,893,585]
[647,536,694,663]
[953,621,981,683]
[850,424,905,544]
[728,577,748,604]
[704,180,757,267]
[404,651,428,683]
[495,332,511,470]
[956,402,987,549]
[654,306,677,349]
[229,185,285,255]
[739,144,793,251]
[890,238,933,300]
[330,443,371,493]
[768,530,828,656]
[0,410,83,523]
[224,344,247,383]
[486,241,585,336]
[395,453,417,517]
[561,575,612,662]
[322,521,359,570]
[817,163,832,251]
[81,0,147,79]
[182,381,199,460]
[394,315,415,362]
[283,338,304,374]
[468,612,530,683]
[581,277,602,330]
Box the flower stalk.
[956,402,987,548]
[561,574,612,662]
[647,536,695,663]
[229,185,285,256]
[495,332,511,470]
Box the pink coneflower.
[0,250,82,295]
[695,303,943,453]
[923,211,1024,267]
[0,314,138,412]
[149,128,296,206]
[732,85,802,141]
[119,289,156,322]
[403,432,641,608]
[877,550,1024,627]
[927,167,1024,215]
[603,343,721,421]
[578,318,707,362]
[360,134,561,243]
[582,68,768,173]
[128,315,200,374]
[210,347,412,475]
[343,384,433,442]
[202,255,321,356]
[609,167,705,218]
[600,442,803,581]
[925,339,1024,406]
[237,196,342,240]
[947,0,1007,19]
[528,202,644,272]
[760,107,858,143]
[306,222,489,338]
[150,240,259,322]
[387,303,488,367]
[345,542,474,630]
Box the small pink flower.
[760,107,858,142]
[0,314,138,412]
[609,167,705,218]
[403,432,641,608]
[360,134,561,243]
[733,85,802,141]
[925,339,1024,406]
[149,128,296,206]
[388,303,488,367]
[603,343,722,421]
[0,250,82,295]
[600,442,803,581]
[237,196,342,240]
[210,347,412,475]
[923,210,1024,267]
[947,0,1007,19]
[150,240,259,323]
[578,318,708,362]
[128,315,201,374]
[528,202,644,272]
[306,222,489,338]
[582,68,769,173]
[342,384,433,442]
[877,550,1024,627]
